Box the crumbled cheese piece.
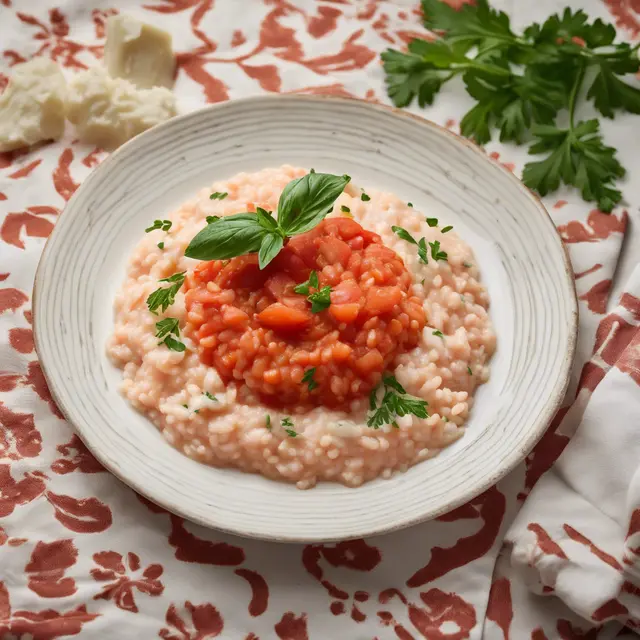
[105,15,176,89]
[66,66,177,149]
[0,58,66,152]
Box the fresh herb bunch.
[368,375,429,429]
[186,172,351,268]
[382,0,640,212]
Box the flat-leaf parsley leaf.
[145,219,172,233]
[147,271,186,314]
[302,367,318,391]
[368,375,428,428]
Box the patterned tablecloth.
[1,1,640,638]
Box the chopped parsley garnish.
[294,270,318,296]
[369,385,379,411]
[426,218,438,227]
[302,367,318,392]
[467,366,473,375]
[155,317,185,352]
[281,417,294,427]
[341,205,351,213]
[433,330,444,338]
[266,415,272,430]
[194,409,200,414]
[417,237,429,264]
[145,219,172,233]
[206,215,220,225]
[407,202,413,207]
[443,416,449,423]
[157,242,164,249]
[367,374,429,429]
[308,286,332,313]
[285,429,298,437]
[463,262,473,268]
[182,404,188,409]
[204,391,217,402]
[294,271,332,313]
[146,271,186,314]
[392,226,417,245]
[429,240,448,262]
[394,227,429,264]
[155,317,179,340]
[441,225,453,234]
[209,192,228,200]
[420,278,425,285]
[361,192,371,202]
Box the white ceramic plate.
[34,95,577,542]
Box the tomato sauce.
[184,217,425,409]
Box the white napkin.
[505,265,640,629]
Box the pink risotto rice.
[107,166,496,489]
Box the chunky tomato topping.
[184,217,425,408]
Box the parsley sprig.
[382,0,640,211]
[302,367,318,391]
[155,317,185,352]
[294,270,333,313]
[392,226,447,263]
[147,271,186,314]
[367,375,429,429]
[186,172,351,269]
[145,219,172,233]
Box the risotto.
[108,166,495,489]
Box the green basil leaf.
[277,172,351,236]
[185,213,266,260]
[258,233,284,269]
[256,207,279,233]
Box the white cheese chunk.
[0,57,66,152]
[66,66,177,149]
[104,15,176,89]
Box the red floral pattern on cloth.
[0,0,638,638]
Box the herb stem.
[568,63,586,130]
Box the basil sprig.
[185,172,351,269]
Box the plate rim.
[33,94,578,542]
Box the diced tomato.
[330,303,360,324]
[318,237,352,267]
[325,217,365,240]
[331,280,363,304]
[258,303,311,332]
[287,228,322,268]
[271,248,309,278]
[281,295,309,311]
[365,286,403,314]
[354,349,384,373]
[222,306,249,329]
[265,273,296,300]
[219,255,269,290]
[365,244,398,262]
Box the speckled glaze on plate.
[33,95,577,542]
